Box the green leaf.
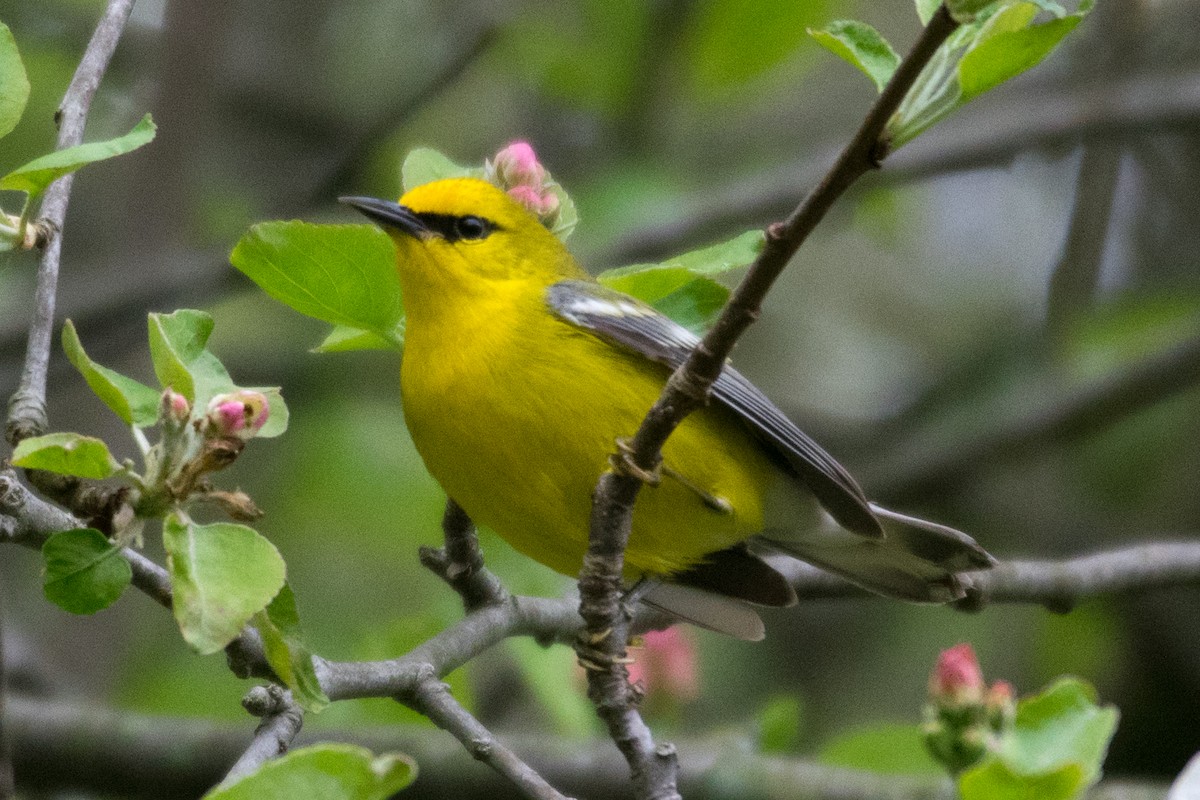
[915,0,942,25]
[313,324,404,354]
[959,678,1118,800]
[820,723,944,775]
[958,13,1083,101]
[62,320,161,427]
[147,309,215,403]
[254,583,329,712]
[961,759,1086,800]
[1002,678,1118,779]
[685,0,831,95]
[42,529,131,614]
[401,147,481,191]
[0,114,156,196]
[601,229,764,287]
[653,277,729,332]
[546,180,578,241]
[947,0,1001,22]
[809,21,901,93]
[11,432,119,479]
[757,695,804,754]
[163,515,287,655]
[230,222,404,343]
[0,22,30,139]
[203,744,416,800]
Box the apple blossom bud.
[930,643,985,707]
[203,391,269,440]
[492,141,546,187]
[160,389,191,426]
[507,185,560,218]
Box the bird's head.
[342,178,580,297]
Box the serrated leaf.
[147,309,215,403]
[203,744,416,800]
[313,324,404,353]
[230,222,403,343]
[401,147,481,191]
[42,529,131,614]
[0,22,30,140]
[809,20,901,93]
[62,320,161,426]
[0,114,155,196]
[163,514,286,655]
[11,432,119,479]
[254,583,329,712]
[958,14,1083,101]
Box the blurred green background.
[2,0,1199,792]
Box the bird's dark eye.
[455,215,491,241]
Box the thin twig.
[220,686,304,785]
[420,499,508,611]
[407,667,574,800]
[4,0,138,445]
[577,8,961,799]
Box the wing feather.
[546,279,882,539]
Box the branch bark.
[220,685,304,785]
[577,8,961,799]
[4,0,137,445]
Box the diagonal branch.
[219,685,305,785]
[577,8,961,800]
[4,0,138,446]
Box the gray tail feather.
[640,582,765,641]
[757,504,995,604]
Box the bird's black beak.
[339,196,429,239]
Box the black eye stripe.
[414,212,496,242]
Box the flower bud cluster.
[922,643,1016,775]
[202,391,270,440]
[487,141,561,223]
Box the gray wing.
[546,279,883,539]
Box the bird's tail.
[756,503,995,603]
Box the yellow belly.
[400,289,779,580]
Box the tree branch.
[863,334,1200,501]
[577,8,961,799]
[420,499,509,612]
[408,667,573,800]
[220,685,304,785]
[4,0,137,445]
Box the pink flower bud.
[628,628,700,702]
[930,643,985,705]
[493,141,546,188]
[160,389,191,425]
[507,185,560,218]
[204,391,269,440]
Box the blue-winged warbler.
[343,169,993,640]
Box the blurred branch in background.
[3,694,1169,800]
[606,67,1200,265]
[861,334,1200,501]
[4,0,136,445]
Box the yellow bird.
[343,178,993,639]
